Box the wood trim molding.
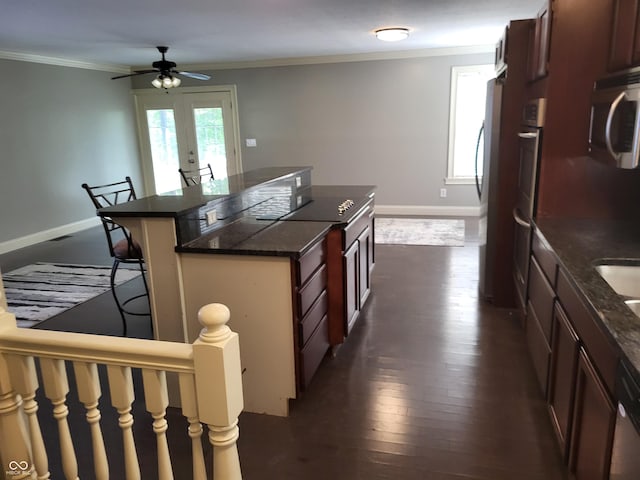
[375,204,480,217]
[0,217,101,255]
[0,50,130,74]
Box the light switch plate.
[246,138,257,147]
[206,209,217,225]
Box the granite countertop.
[178,217,333,258]
[535,217,640,378]
[99,166,311,218]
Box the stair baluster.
[107,365,141,480]
[39,358,78,480]
[73,361,108,480]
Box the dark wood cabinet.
[525,249,556,396]
[608,0,640,71]
[549,267,618,480]
[522,228,619,479]
[569,349,616,480]
[526,300,552,395]
[495,25,508,76]
[357,226,371,307]
[344,239,359,334]
[607,0,640,71]
[529,0,553,81]
[326,200,375,345]
[294,238,329,390]
[548,302,580,459]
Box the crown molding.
[156,44,495,72]
[0,43,493,75]
[0,50,130,74]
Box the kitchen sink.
[625,299,640,317]
[594,263,640,298]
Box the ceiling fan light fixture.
[162,75,174,88]
[151,77,163,88]
[171,76,181,88]
[375,27,410,42]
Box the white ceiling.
[1,0,541,69]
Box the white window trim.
[445,64,493,185]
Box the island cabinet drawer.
[296,238,326,286]
[299,290,328,347]
[343,203,373,250]
[297,264,327,319]
[300,314,329,389]
[556,268,618,396]
[532,229,557,287]
[528,256,556,343]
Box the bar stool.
[82,177,151,336]
[179,163,214,187]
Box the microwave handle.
[605,91,627,162]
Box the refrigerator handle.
[512,208,531,228]
[517,132,538,139]
[475,121,485,200]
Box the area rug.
[375,218,465,246]
[2,263,141,328]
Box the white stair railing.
[0,285,243,480]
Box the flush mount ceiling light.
[375,27,410,42]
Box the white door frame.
[133,85,242,195]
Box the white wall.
[133,52,493,210]
[0,59,143,247]
[1,51,491,249]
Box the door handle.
[475,122,484,200]
[518,132,538,139]
[512,208,531,228]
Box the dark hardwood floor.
[0,220,567,479]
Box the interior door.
[135,88,241,194]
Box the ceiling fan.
[111,46,211,89]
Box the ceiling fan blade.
[111,69,158,80]
[178,71,211,81]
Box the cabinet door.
[344,240,359,334]
[548,302,580,459]
[357,227,371,306]
[609,0,639,71]
[529,0,552,80]
[526,301,552,396]
[569,349,616,480]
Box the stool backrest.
[179,164,214,187]
[81,177,138,258]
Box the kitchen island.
[99,167,375,416]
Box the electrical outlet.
[206,209,217,225]
[440,188,447,198]
[295,176,302,188]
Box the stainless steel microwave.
[589,68,640,169]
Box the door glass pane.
[146,109,181,193]
[194,107,228,179]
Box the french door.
[134,87,241,194]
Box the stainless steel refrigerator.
[477,78,504,303]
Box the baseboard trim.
[0,217,101,255]
[375,205,480,217]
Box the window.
[446,64,495,184]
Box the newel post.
[192,303,243,480]
[0,303,35,479]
